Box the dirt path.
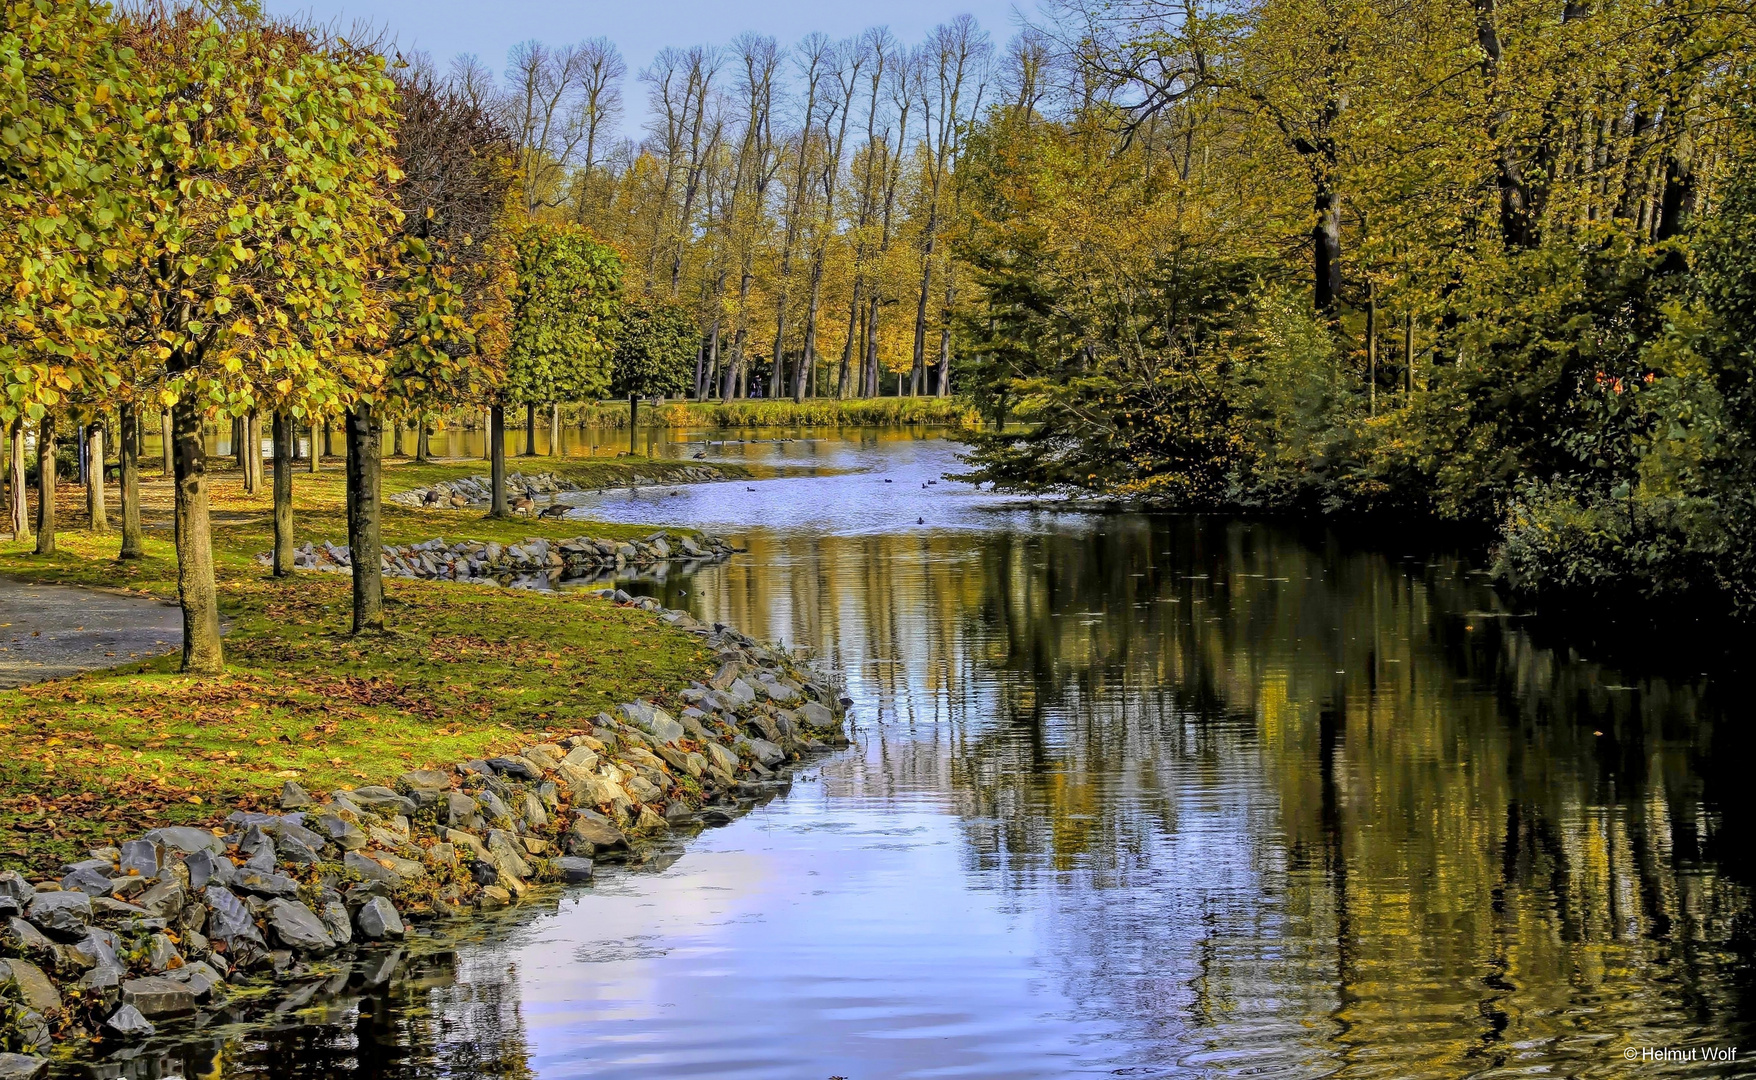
[0,579,185,688]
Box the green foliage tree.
[610,298,699,399]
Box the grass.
[561,397,981,429]
[0,454,730,873]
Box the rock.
[518,791,547,828]
[476,886,511,910]
[26,890,91,939]
[345,786,419,816]
[319,815,368,851]
[363,851,426,883]
[319,901,352,946]
[0,874,34,910]
[278,780,314,810]
[234,870,299,899]
[521,746,563,771]
[343,851,395,884]
[0,1053,47,1080]
[354,896,405,940]
[201,886,265,952]
[797,701,836,729]
[396,769,451,794]
[0,959,60,1015]
[184,849,233,889]
[486,830,532,880]
[143,826,225,857]
[561,745,599,770]
[266,899,335,954]
[635,807,669,832]
[102,1003,156,1039]
[486,756,539,781]
[60,867,113,897]
[697,807,736,826]
[121,975,196,1018]
[143,932,179,971]
[477,790,514,826]
[565,816,631,860]
[554,856,594,883]
[110,875,148,900]
[277,835,322,865]
[167,959,223,1001]
[746,737,786,767]
[4,918,52,957]
[703,741,740,775]
[90,896,150,919]
[445,792,481,828]
[118,840,159,879]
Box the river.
[84,431,1756,1079]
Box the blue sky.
[266,0,1032,135]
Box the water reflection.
[87,434,1755,1079]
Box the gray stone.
[135,879,187,922]
[445,792,481,829]
[486,756,539,781]
[184,849,233,889]
[235,870,299,898]
[554,856,594,883]
[167,960,223,1001]
[265,819,327,852]
[266,899,335,954]
[0,1053,47,1080]
[477,790,514,826]
[110,875,148,900]
[354,896,405,940]
[397,769,450,793]
[102,1003,156,1039]
[236,824,274,859]
[319,901,352,946]
[26,890,91,939]
[363,850,426,883]
[4,918,51,956]
[242,845,277,875]
[486,830,531,880]
[746,737,786,767]
[144,932,180,972]
[143,826,225,856]
[278,780,313,809]
[277,835,322,865]
[797,701,835,728]
[118,840,160,879]
[90,896,149,919]
[0,873,33,908]
[564,816,631,860]
[201,886,265,951]
[343,851,395,884]
[345,786,418,817]
[121,975,196,1018]
[60,866,113,897]
[0,959,60,1015]
[318,815,368,851]
[518,791,548,828]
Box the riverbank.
[559,397,980,429]
[0,457,846,1071]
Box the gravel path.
[0,579,184,688]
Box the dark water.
[77,434,1756,1079]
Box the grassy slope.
[563,397,980,429]
[0,455,729,873]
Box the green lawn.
[0,455,726,873]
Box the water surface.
[85,433,1756,1079]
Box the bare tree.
[910,17,990,395]
[770,33,833,399]
[795,37,866,401]
[722,33,782,400]
[504,40,599,217]
[838,27,897,398]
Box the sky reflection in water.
[84,430,1756,1080]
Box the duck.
[692,451,707,459]
[511,490,536,516]
[422,488,442,506]
[917,517,925,524]
[537,504,568,519]
[448,492,470,508]
[884,479,892,483]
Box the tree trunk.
[523,402,537,456]
[415,422,430,463]
[309,421,321,473]
[232,416,245,476]
[241,413,260,494]
[865,293,882,398]
[345,402,383,634]
[911,253,933,396]
[1366,282,1377,416]
[550,403,561,457]
[85,420,108,534]
[119,401,144,559]
[9,419,31,544]
[160,410,173,478]
[1314,183,1342,313]
[34,415,55,555]
[1404,314,1416,396]
[482,407,492,460]
[489,404,508,517]
[323,422,334,459]
[391,418,403,458]
[171,397,223,673]
[272,410,293,576]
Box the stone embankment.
[260,531,736,585]
[389,467,727,510]
[0,615,845,1076]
